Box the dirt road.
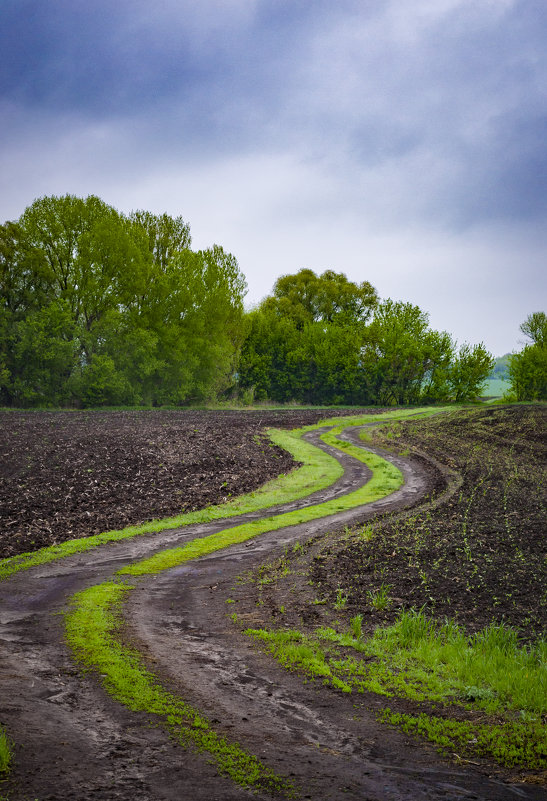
[1,427,543,800]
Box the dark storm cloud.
[1,0,330,119]
[1,0,547,226]
[1,0,226,114]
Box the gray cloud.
[1,0,546,354]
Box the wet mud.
[0,416,544,800]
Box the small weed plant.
[350,614,363,640]
[367,583,392,610]
[334,588,349,610]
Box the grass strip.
[0,406,446,582]
[290,406,457,438]
[243,610,547,769]
[65,580,294,797]
[117,438,403,576]
[378,709,546,769]
[0,727,11,774]
[0,428,341,581]
[320,425,403,497]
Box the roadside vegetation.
[62,409,426,794]
[243,612,546,769]
[230,404,547,775]
[0,727,11,774]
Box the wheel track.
[0,425,542,800]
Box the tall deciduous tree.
[448,343,494,402]
[360,300,455,405]
[0,195,247,407]
[508,312,547,401]
[262,268,378,328]
[519,311,547,347]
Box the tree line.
[0,195,246,406]
[1,194,541,408]
[237,268,494,405]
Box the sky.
[1,0,546,356]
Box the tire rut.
[0,427,542,800]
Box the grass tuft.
[65,581,295,796]
[0,727,11,774]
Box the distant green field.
[481,377,511,397]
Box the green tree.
[448,343,494,401]
[238,308,301,402]
[508,312,547,401]
[239,276,496,406]
[360,300,454,405]
[10,301,78,406]
[299,322,364,404]
[129,210,191,270]
[519,311,547,347]
[262,268,378,328]
[238,269,378,404]
[1,195,247,406]
[508,345,547,401]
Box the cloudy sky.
[1,0,546,355]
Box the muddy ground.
[309,404,546,641]
[0,406,545,801]
[0,408,374,558]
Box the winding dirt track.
[0,428,543,801]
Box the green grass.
[378,709,545,768]
[117,432,403,576]
[0,406,450,582]
[243,610,547,768]
[368,610,546,716]
[65,580,294,796]
[0,428,341,581]
[0,727,11,774]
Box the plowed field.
[0,408,373,558]
[0,404,545,801]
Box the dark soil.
[1,405,545,801]
[0,408,374,559]
[246,404,547,644]
[316,404,546,642]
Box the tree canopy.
[238,272,493,405]
[261,268,378,328]
[0,195,247,407]
[508,312,547,401]
[1,197,497,408]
